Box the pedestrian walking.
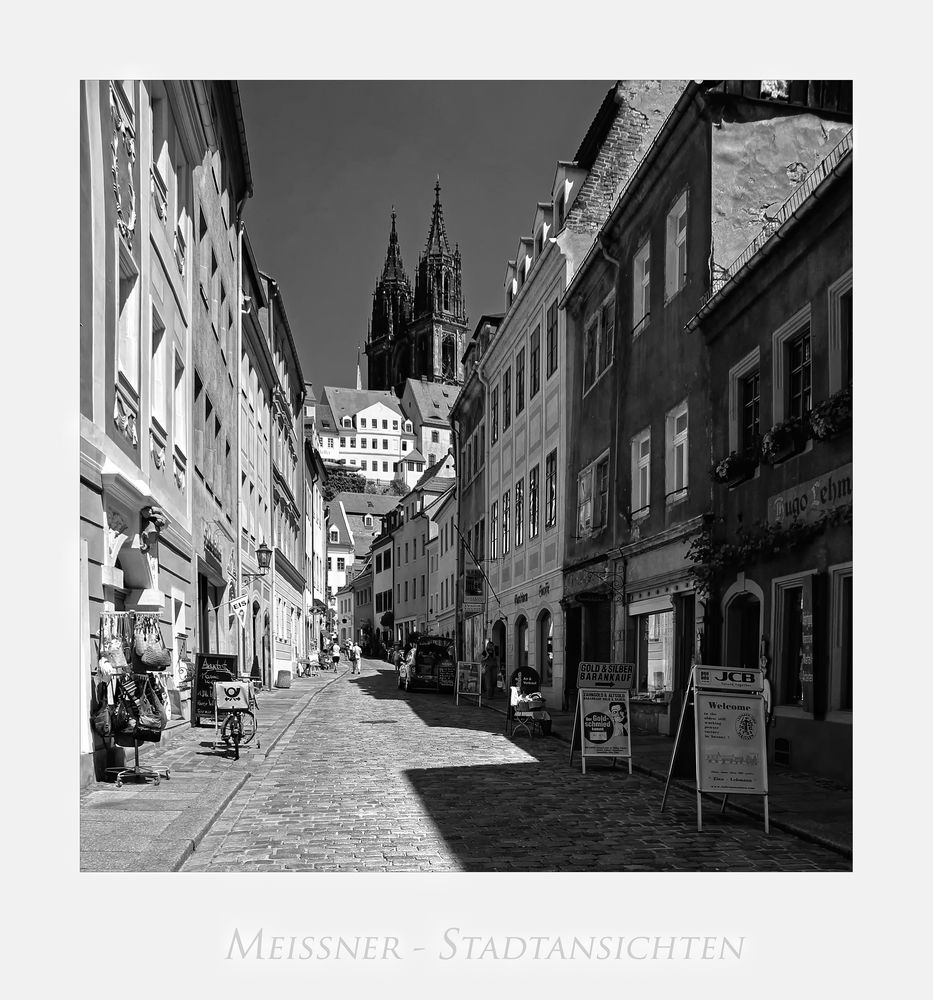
[331,639,341,671]
[481,638,499,701]
[350,640,362,675]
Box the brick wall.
[566,80,687,236]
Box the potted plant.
[761,415,808,464]
[709,449,758,487]
[809,386,852,441]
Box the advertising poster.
[580,689,631,758]
[192,653,239,727]
[456,661,482,705]
[695,691,767,795]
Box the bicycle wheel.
[236,710,257,746]
[221,712,243,747]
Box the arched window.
[537,609,553,686]
[342,416,352,428]
[443,273,450,311]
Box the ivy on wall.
[685,503,853,599]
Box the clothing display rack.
[97,612,171,788]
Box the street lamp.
[243,540,273,580]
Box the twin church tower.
[364,180,468,393]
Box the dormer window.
[329,528,338,543]
[342,417,352,428]
[405,421,412,432]
[363,515,373,527]
[535,231,543,258]
[556,188,566,230]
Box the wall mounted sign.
[768,463,852,526]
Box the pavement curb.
[164,771,252,871]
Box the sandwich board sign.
[456,661,482,706]
[569,662,635,774]
[661,665,769,833]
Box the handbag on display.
[99,614,128,669]
[133,616,172,671]
[91,681,112,738]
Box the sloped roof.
[413,454,456,493]
[322,386,402,428]
[316,404,337,433]
[405,448,426,463]
[403,377,456,425]
[327,501,353,548]
[331,492,401,516]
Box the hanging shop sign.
[569,661,635,774]
[229,596,249,632]
[192,653,239,727]
[661,664,769,833]
[456,661,482,706]
[577,661,635,690]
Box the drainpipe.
[236,218,245,674]
[597,232,625,658]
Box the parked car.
[398,637,456,692]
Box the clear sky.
[237,80,612,392]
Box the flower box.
[761,416,808,464]
[809,387,852,441]
[709,450,758,487]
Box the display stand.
[456,661,482,707]
[106,737,170,788]
[660,664,769,833]
[105,672,170,788]
[568,662,635,773]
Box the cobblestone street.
[182,660,849,872]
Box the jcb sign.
[695,665,764,692]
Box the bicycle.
[215,679,261,760]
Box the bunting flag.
[229,596,249,632]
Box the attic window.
[556,188,566,230]
[342,417,352,428]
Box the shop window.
[634,609,674,696]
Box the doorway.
[537,609,553,686]
[724,592,761,670]
[515,616,528,671]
